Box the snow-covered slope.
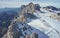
[27,10,60,38]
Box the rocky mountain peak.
[20,3,35,14]
[20,2,40,14]
[17,2,40,23]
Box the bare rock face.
[30,32,38,38]
[15,2,36,23]
[17,2,40,23]
[7,25,18,38]
[20,2,40,15]
[16,14,26,23]
[2,22,19,38]
[25,32,38,38]
[20,2,35,14]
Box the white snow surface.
[27,10,60,38]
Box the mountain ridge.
[0,2,60,38]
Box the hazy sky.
[0,0,60,8]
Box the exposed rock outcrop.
[2,22,19,38]
[20,2,35,14]
[15,2,40,23]
[25,32,38,38]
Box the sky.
[0,0,60,8]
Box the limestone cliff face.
[20,2,35,14]
[17,2,40,23]
[13,2,36,23]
